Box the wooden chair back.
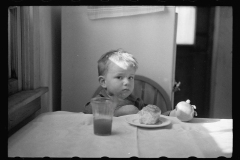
[92,75,172,113]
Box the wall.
[62,6,177,112]
[39,6,61,113]
[210,7,232,118]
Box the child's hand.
[114,105,139,117]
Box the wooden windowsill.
[8,87,49,115]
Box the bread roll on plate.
[138,105,161,125]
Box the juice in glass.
[93,118,112,135]
[91,97,115,136]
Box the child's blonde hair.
[98,49,138,76]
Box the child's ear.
[98,76,107,88]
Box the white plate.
[125,115,171,128]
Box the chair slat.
[141,81,145,101]
[153,89,158,105]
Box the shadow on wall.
[50,6,62,111]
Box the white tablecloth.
[8,111,233,158]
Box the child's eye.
[129,76,134,80]
[116,76,123,80]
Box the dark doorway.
[174,7,215,118]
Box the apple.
[175,99,197,122]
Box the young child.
[84,49,172,117]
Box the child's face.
[103,61,136,99]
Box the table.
[8,111,233,158]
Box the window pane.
[176,6,196,45]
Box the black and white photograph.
[8,2,233,158]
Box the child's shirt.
[84,89,147,115]
[84,89,172,116]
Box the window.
[8,6,48,134]
[176,6,196,45]
[8,6,40,96]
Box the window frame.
[8,6,22,96]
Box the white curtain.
[87,6,165,20]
